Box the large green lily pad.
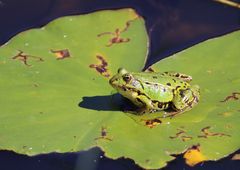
[146,30,240,165]
[0,8,240,169]
[0,7,148,164]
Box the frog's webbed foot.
[162,71,192,82]
[172,85,200,112]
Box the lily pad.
[146,30,240,167]
[0,7,149,163]
[0,8,240,169]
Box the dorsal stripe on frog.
[162,72,192,82]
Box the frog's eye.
[123,74,132,82]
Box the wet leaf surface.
[0,8,240,169]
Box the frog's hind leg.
[162,71,192,82]
[172,85,200,112]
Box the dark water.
[0,148,240,170]
[0,0,240,169]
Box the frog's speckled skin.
[109,68,200,114]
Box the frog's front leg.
[135,95,156,114]
[172,85,200,112]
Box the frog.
[109,68,200,115]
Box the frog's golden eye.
[123,74,131,82]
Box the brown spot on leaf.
[169,128,193,142]
[95,126,112,141]
[97,20,133,47]
[12,50,44,66]
[89,55,110,77]
[141,118,162,128]
[198,126,231,138]
[51,49,70,60]
[220,92,240,102]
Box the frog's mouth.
[109,76,119,87]
[110,83,126,92]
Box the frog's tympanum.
[109,68,200,114]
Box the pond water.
[0,0,240,169]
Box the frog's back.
[132,72,188,87]
[131,72,190,102]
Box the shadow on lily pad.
[78,93,176,119]
[78,93,137,112]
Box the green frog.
[109,68,200,114]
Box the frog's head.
[109,68,142,99]
[109,68,130,88]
